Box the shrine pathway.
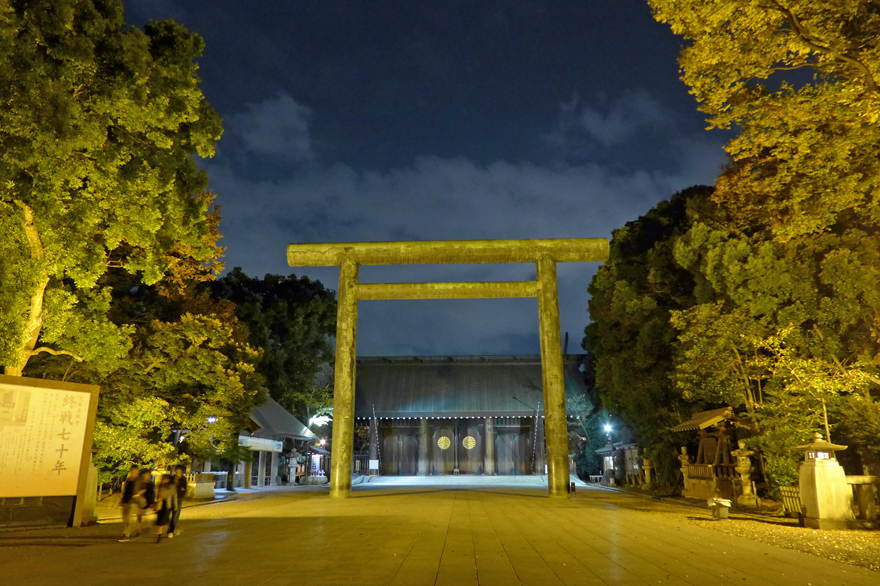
[1,481,876,586]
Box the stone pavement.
[0,479,877,586]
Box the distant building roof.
[670,407,737,432]
[354,355,590,418]
[247,396,316,440]
[595,442,640,455]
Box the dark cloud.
[553,91,670,148]
[122,0,729,356]
[204,94,724,356]
[226,93,314,163]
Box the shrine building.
[353,354,590,476]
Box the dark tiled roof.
[595,442,639,455]
[670,407,737,432]
[249,396,316,440]
[354,355,589,418]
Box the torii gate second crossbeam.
[287,238,609,498]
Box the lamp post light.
[604,423,615,474]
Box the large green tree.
[587,188,880,487]
[589,1,880,487]
[584,186,713,482]
[28,197,265,480]
[207,269,337,426]
[668,212,880,484]
[0,0,222,376]
[651,0,880,463]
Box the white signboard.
[0,377,97,499]
[238,435,283,452]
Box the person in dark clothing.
[153,474,177,543]
[168,465,187,537]
[138,469,155,510]
[118,465,141,542]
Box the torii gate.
[287,238,609,497]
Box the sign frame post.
[0,374,100,527]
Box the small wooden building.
[208,397,316,489]
[672,407,739,500]
[353,355,590,476]
[595,442,643,484]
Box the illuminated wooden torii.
[287,238,609,498]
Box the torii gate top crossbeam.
[287,238,608,266]
[288,237,609,500]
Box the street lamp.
[604,424,615,474]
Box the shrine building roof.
[247,396,316,440]
[670,406,738,432]
[353,354,590,419]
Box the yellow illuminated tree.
[649,0,880,239]
[26,192,265,478]
[642,0,880,484]
[0,0,222,376]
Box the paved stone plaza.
[1,479,877,586]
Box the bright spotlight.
[603,424,612,433]
[309,415,331,427]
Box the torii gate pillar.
[287,238,609,498]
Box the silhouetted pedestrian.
[118,465,140,542]
[168,465,187,537]
[153,474,177,543]
[137,469,155,522]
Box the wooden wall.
[378,418,536,476]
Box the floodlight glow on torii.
[287,238,609,498]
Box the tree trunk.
[5,202,49,377]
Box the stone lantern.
[641,458,654,490]
[793,432,855,530]
[731,440,756,507]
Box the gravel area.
[586,486,880,572]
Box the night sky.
[124,1,728,357]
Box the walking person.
[153,474,177,543]
[118,465,141,542]
[168,465,187,538]
[137,469,155,530]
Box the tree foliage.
[28,194,265,480]
[587,185,880,487]
[89,310,262,480]
[207,269,337,426]
[585,1,880,488]
[585,187,711,451]
[0,0,222,376]
[649,0,880,240]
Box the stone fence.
[185,473,215,499]
[846,475,878,526]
